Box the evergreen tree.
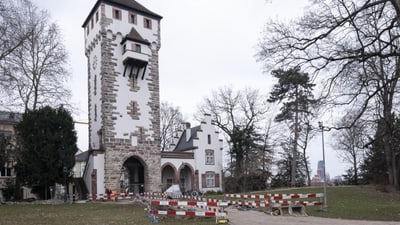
[268,67,317,187]
[14,106,77,199]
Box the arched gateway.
[82,0,163,198]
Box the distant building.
[317,160,325,179]
[0,111,21,200]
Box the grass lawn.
[255,185,400,221]
[0,202,216,225]
[1,185,400,224]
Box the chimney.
[185,122,191,142]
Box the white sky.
[32,0,347,178]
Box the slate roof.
[121,27,150,45]
[75,151,89,162]
[173,126,201,152]
[82,0,162,27]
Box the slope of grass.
[262,185,400,221]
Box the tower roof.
[82,0,162,28]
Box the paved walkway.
[226,208,400,225]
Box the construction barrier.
[224,192,324,216]
[144,194,229,224]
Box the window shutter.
[202,174,206,188]
[215,173,220,187]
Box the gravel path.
[226,208,400,225]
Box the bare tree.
[1,1,70,112]
[160,101,184,151]
[197,86,267,183]
[332,113,368,185]
[0,0,33,62]
[258,0,400,187]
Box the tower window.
[95,11,99,22]
[94,74,97,95]
[208,134,211,144]
[91,18,94,29]
[86,26,89,35]
[144,18,152,29]
[133,43,141,53]
[129,13,137,24]
[94,104,97,122]
[113,8,121,20]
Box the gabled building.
[161,115,224,193]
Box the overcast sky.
[31,0,347,177]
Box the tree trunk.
[291,87,299,187]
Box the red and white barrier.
[151,200,228,207]
[150,210,227,217]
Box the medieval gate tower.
[82,0,162,197]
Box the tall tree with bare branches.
[160,101,184,152]
[257,0,400,187]
[1,0,70,112]
[197,87,267,188]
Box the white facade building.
[161,115,224,193]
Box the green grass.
[1,186,400,224]
[254,185,400,221]
[0,202,215,225]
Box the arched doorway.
[161,164,177,191]
[122,157,145,194]
[179,165,193,194]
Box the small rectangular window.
[91,18,94,29]
[113,8,121,20]
[208,134,211,144]
[129,13,137,24]
[144,18,152,29]
[96,11,99,22]
[132,43,141,53]
[86,26,89,35]
[205,150,215,165]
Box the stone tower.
[82,0,162,197]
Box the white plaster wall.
[112,34,154,140]
[84,155,94,194]
[101,4,160,141]
[84,6,101,49]
[89,45,102,149]
[94,154,105,195]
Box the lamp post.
[318,121,328,210]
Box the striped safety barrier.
[151,200,228,207]
[224,192,324,207]
[149,210,227,217]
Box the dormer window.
[144,18,152,29]
[113,8,121,20]
[129,13,137,24]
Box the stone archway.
[161,163,178,191]
[122,156,145,194]
[179,164,194,194]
